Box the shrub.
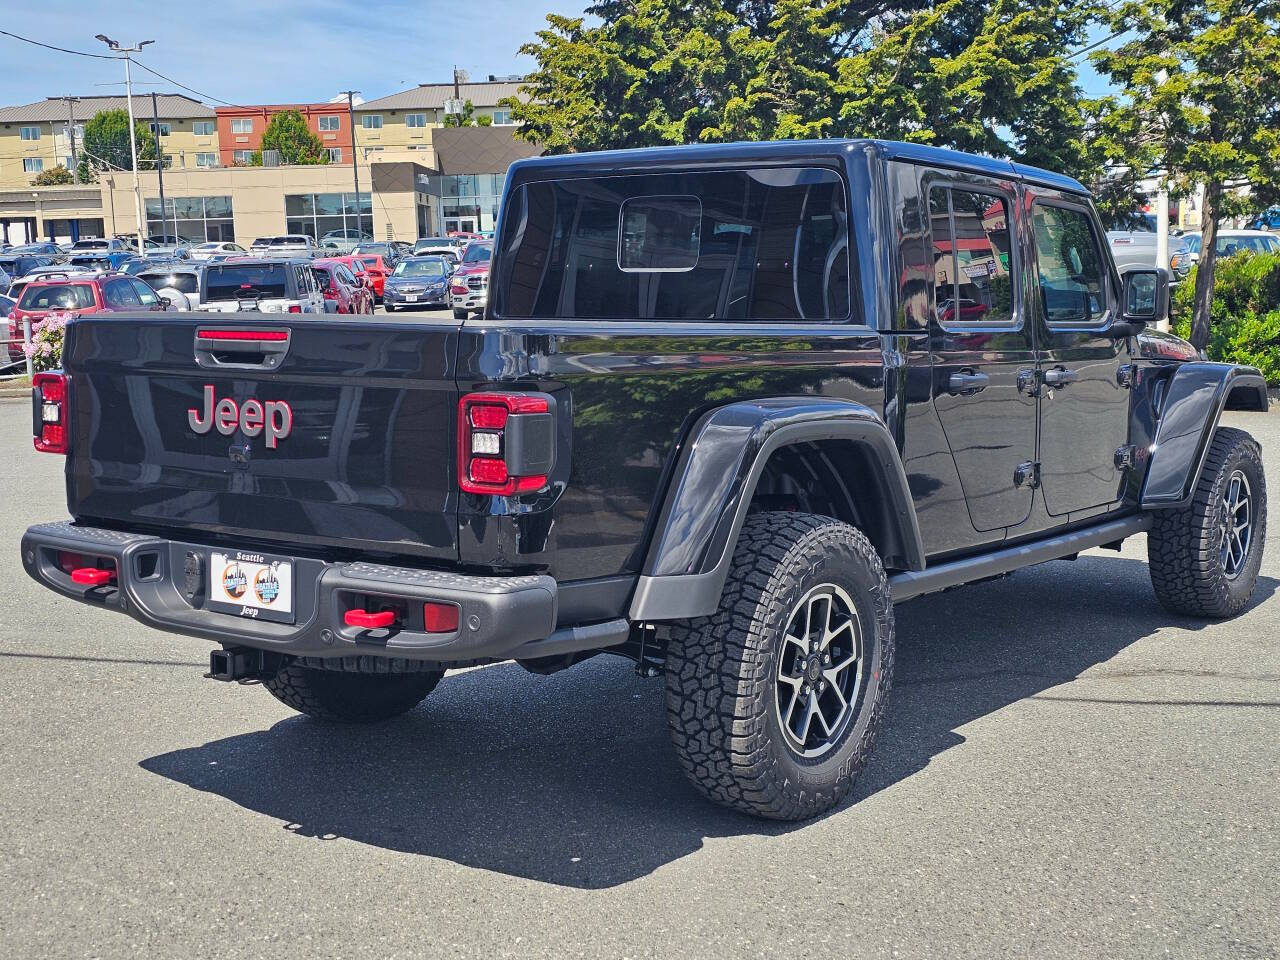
[20,312,70,373]
[1172,251,1280,384]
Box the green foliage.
[443,100,478,128]
[79,109,157,175]
[504,0,1101,181]
[1173,253,1280,383]
[31,165,74,186]
[1091,0,1280,347]
[255,109,328,165]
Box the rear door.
[63,314,465,561]
[925,172,1037,534]
[1027,191,1130,518]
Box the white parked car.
[136,264,204,310]
[250,235,319,258]
[1183,229,1280,264]
[319,229,373,254]
[189,241,248,261]
[196,258,326,314]
[1106,214,1193,281]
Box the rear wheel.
[664,512,894,820]
[1148,426,1267,618]
[385,304,397,313]
[264,661,443,723]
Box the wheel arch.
[629,397,924,621]
[1142,362,1269,508]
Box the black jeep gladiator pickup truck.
[23,140,1269,821]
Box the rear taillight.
[457,392,555,495]
[287,304,302,314]
[33,372,68,454]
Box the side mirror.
[1112,267,1169,337]
[160,295,175,308]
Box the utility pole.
[61,96,82,184]
[341,90,364,237]
[151,92,169,242]
[95,35,153,253]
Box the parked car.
[72,237,130,253]
[8,274,172,361]
[66,252,144,274]
[449,240,492,318]
[319,229,373,255]
[7,242,62,256]
[6,267,95,301]
[1106,217,1193,281]
[1183,229,1280,264]
[0,293,17,368]
[196,258,326,314]
[1246,207,1280,232]
[21,139,1269,824]
[329,254,391,300]
[312,259,374,315]
[383,256,452,312]
[0,255,58,287]
[413,236,461,255]
[190,241,247,261]
[350,242,402,267]
[136,265,204,310]
[251,236,319,258]
[411,244,460,268]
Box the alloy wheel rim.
[1220,469,1253,580]
[774,583,864,759]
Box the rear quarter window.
[494,167,851,321]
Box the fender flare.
[1142,362,1268,508]
[629,397,924,621]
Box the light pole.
[340,91,364,238]
[96,35,153,253]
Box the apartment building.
[0,94,217,190]
[215,103,356,167]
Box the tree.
[79,109,157,176]
[1092,0,1280,349]
[31,165,74,186]
[504,0,1100,180]
[251,109,328,165]
[443,100,478,127]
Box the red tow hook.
[70,567,115,586]
[343,609,396,629]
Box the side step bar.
[889,514,1153,603]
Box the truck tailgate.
[62,314,463,561]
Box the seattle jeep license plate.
[208,551,295,623]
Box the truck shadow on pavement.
[140,554,1277,889]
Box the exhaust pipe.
[206,647,277,682]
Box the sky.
[0,2,1116,111]
[0,1,587,108]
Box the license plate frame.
[207,550,295,624]
[404,294,419,302]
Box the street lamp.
[96,35,154,254]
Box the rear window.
[140,271,199,295]
[205,263,289,301]
[494,167,851,321]
[18,283,96,310]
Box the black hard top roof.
[507,138,1088,196]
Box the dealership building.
[0,80,541,246]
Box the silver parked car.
[1106,214,1193,281]
[251,235,319,258]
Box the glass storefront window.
[284,192,372,240]
[145,195,234,242]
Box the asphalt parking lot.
[0,402,1276,960]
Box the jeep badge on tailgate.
[188,385,292,448]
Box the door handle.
[1043,367,1079,387]
[947,370,990,396]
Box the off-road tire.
[664,512,894,821]
[1148,426,1266,618]
[264,661,443,723]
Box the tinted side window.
[496,167,851,321]
[929,185,1014,326]
[1032,204,1107,324]
[104,279,141,308]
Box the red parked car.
[325,255,388,301]
[312,259,374,315]
[9,274,170,361]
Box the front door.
[1027,195,1131,517]
[927,176,1038,534]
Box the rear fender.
[629,397,924,621]
[1142,362,1268,508]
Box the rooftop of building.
[358,80,526,112]
[0,94,214,124]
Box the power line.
[0,29,116,59]
[129,58,255,110]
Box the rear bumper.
[20,520,580,664]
